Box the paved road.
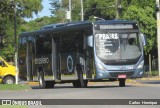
[0,80,160,108]
[136,79,160,85]
[1,82,160,99]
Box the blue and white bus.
[18,20,146,88]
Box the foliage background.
[0,0,157,64]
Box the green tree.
[20,16,57,32]
[121,0,156,53]
[50,0,81,22]
[84,0,116,20]
[0,0,43,61]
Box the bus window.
[36,34,52,55]
[22,37,27,45]
[28,36,35,54]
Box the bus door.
[52,37,61,81]
[85,49,93,78]
[84,36,92,78]
[26,41,33,81]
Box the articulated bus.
[18,20,146,88]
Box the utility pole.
[156,0,160,76]
[116,0,119,19]
[14,0,18,84]
[69,0,72,22]
[81,0,84,21]
[11,0,18,84]
[115,0,122,19]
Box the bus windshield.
[95,32,142,65]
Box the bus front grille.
[109,71,135,78]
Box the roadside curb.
[26,82,39,86]
[139,77,160,81]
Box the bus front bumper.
[95,68,144,80]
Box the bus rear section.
[93,21,146,86]
[18,22,95,88]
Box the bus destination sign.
[99,24,133,30]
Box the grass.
[0,84,31,90]
[150,71,159,76]
[0,84,32,108]
[144,71,159,77]
[0,106,28,108]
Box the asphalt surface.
[0,78,160,108]
[136,79,160,85]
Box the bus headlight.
[96,63,106,71]
[137,61,144,69]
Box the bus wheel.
[119,79,126,87]
[78,72,88,88]
[3,76,15,84]
[72,80,81,88]
[38,72,46,89]
[45,81,55,88]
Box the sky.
[25,0,52,22]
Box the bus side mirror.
[87,35,93,47]
[140,33,147,46]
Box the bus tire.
[3,76,15,84]
[72,80,81,88]
[38,71,46,89]
[45,81,55,88]
[78,71,88,88]
[119,79,126,87]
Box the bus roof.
[40,20,137,30]
[20,21,92,37]
[20,20,138,37]
[40,21,92,30]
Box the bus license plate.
[118,74,126,78]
